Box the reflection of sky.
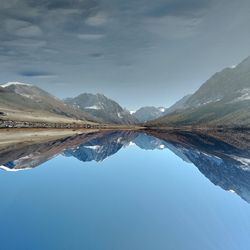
[0,146,250,250]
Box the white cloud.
[85,12,108,26]
[77,33,105,40]
[4,18,42,37]
[2,39,46,48]
[15,25,42,37]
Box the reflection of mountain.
[0,132,104,171]
[64,131,138,162]
[1,129,250,204]
[149,130,250,203]
[133,133,166,150]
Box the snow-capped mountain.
[0,82,98,123]
[65,93,137,124]
[132,106,166,123]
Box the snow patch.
[130,111,136,115]
[0,165,32,172]
[85,105,101,110]
[117,137,123,143]
[84,145,101,150]
[234,88,250,102]
[117,112,123,118]
[1,81,32,88]
[232,156,250,167]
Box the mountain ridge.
[147,56,250,128]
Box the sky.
[1,0,250,110]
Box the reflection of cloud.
[77,33,105,40]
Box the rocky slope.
[148,57,250,128]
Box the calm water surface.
[0,130,250,250]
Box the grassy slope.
[0,87,98,124]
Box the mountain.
[65,93,137,124]
[0,82,98,124]
[163,94,192,115]
[148,57,250,128]
[132,106,166,123]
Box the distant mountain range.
[0,56,250,127]
[148,56,250,128]
[132,106,166,123]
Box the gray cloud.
[146,0,212,18]
[85,12,109,26]
[89,52,103,58]
[77,33,105,40]
[144,15,202,39]
[4,18,42,37]
[0,0,250,109]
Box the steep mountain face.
[186,57,250,107]
[148,57,250,127]
[163,94,192,115]
[65,93,137,124]
[132,106,166,123]
[0,82,98,123]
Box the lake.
[0,129,250,250]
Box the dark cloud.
[146,0,212,18]
[19,70,55,78]
[89,52,103,58]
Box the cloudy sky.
[1,0,250,109]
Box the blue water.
[0,131,250,250]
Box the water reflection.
[0,129,250,203]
